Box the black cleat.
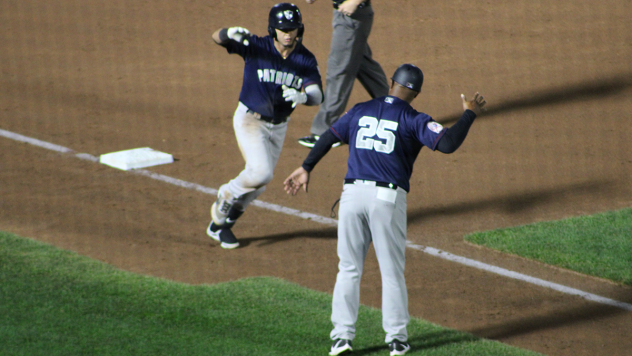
[206,221,239,249]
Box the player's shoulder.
[294,42,318,60]
[408,109,433,123]
[392,100,434,125]
[225,34,272,54]
[248,34,273,47]
[387,98,429,119]
[412,108,432,120]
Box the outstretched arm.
[283,130,342,195]
[436,92,486,153]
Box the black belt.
[246,109,287,125]
[333,0,370,10]
[344,178,397,190]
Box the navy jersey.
[221,35,321,118]
[330,96,446,192]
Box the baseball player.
[284,64,486,355]
[297,0,389,148]
[208,3,323,249]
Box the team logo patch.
[406,82,414,89]
[284,10,294,20]
[427,121,443,134]
[384,97,394,104]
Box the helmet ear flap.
[297,24,304,38]
[268,26,277,39]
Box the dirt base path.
[2,1,632,355]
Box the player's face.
[275,28,299,48]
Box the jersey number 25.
[355,116,399,154]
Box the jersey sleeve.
[221,34,261,59]
[413,113,447,150]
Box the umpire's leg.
[310,7,375,136]
[357,42,389,99]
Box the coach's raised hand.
[461,92,487,115]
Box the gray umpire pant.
[330,183,409,343]
[310,5,389,136]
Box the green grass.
[466,207,632,286]
[0,231,543,356]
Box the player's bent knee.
[243,168,274,187]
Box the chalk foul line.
[1,127,630,312]
[406,242,632,311]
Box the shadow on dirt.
[436,74,632,125]
[239,179,621,245]
[407,179,618,225]
[469,303,626,341]
[238,226,338,247]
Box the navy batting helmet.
[268,3,304,39]
[391,64,424,92]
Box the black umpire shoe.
[329,339,352,355]
[298,134,341,148]
[206,221,239,249]
[388,339,410,356]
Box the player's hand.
[227,27,251,46]
[284,167,310,195]
[282,85,308,108]
[461,92,487,115]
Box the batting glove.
[227,27,250,46]
[282,85,307,108]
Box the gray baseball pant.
[220,102,288,211]
[330,182,409,343]
[310,5,389,136]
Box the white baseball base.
[99,147,173,170]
